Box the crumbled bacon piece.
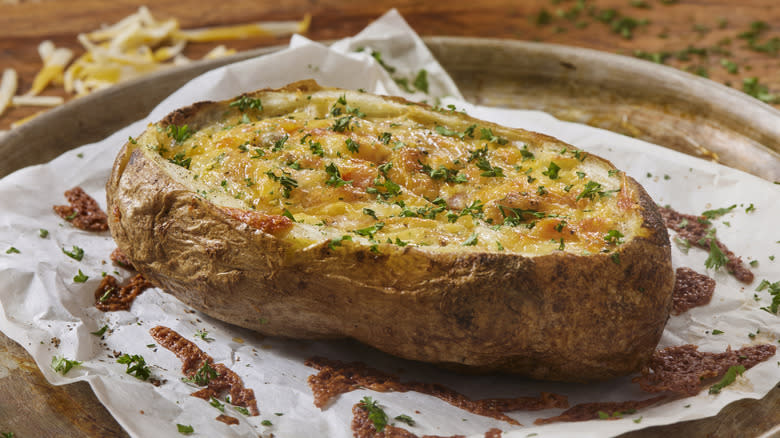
[533,395,666,425]
[306,357,567,426]
[110,247,135,270]
[658,206,753,284]
[634,344,776,396]
[150,326,259,416]
[671,267,715,315]
[94,274,152,312]
[53,187,108,231]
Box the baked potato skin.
[107,81,673,382]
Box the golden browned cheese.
[107,80,674,382]
[141,86,643,256]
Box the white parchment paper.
[1,9,779,438]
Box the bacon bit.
[150,326,259,416]
[533,395,666,425]
[633,344,777,396]
[216,414,239,425]
[94,274,152,312]
[658,206,753,284]
[305,357,567,426]
[671,267,715,315]
[483,429,502,438]
[53,187,108,231]
[221,207,293,235]
[110,247,135,270]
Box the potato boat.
[107,80,674,382]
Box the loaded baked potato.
[107,80,673,382]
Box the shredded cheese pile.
[0,6,311,130]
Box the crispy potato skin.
[107,81,674,382]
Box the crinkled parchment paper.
[1,9,778,438]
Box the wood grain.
[1,0,779,130]
[1,1,779,437]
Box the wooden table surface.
[1,1,779,437]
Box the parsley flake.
[62,245,84,261]
[709,365,745,394]
[51,355,81,375]
[229,96,263,112]
[117,354,151,381]
[176,424,194,435]
[360,397,388,433]
[182,361,218,386]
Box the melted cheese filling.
[142,90,646,256]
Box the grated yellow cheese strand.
[0,68,18,117]
[26,47,73,96]
[176,15,310,42]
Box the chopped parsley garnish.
[117,354,151,381]
[709,365,745,394]
[745,203,755,213]
[166,124,191,144]
[234,406,251,416]
[520,145,535,161]
[704,240,728,271]
[435,124,476,140]
[182,361,218,386]
[330,95,365,117]
[261,420,273,426]
[331,116,353,132]
[360,397,388,433]
[265,170,298,198]
[62,245,84,261]
[194,329,214,342]
[328,235,352,250]
[394,414,415,426]
[378,132,393,144]
[542,161,561,179]
[701,204,736,219]
[421,162,467,183]
[229,95,263,112]
[346,138,360,153]
[91,325,108,336]
[272,134,289,152]
[354,222,385,239]
[210,397,225,412]
[282,209,296,222]
[363,208,378,220]
[479,127,508,145]
[712,329,725,335]
[498,205,545,226]
[576,181,604,201]
[537,186,548,195]
[5,247,20,254]
[604,229,625,244]
[39,228,49,238]
[462,233,479,246]
[51,355,81,375]
[758,280,780,314]
[169,152,191,169]
[742,77,778,103]
[611,252,621,264]
[394,237,409,247]
[309,140,325,156]
[176,424,194,435]
[73,269,89,283]
[413,69,429,93]
[475,156,504,178]
[324,163,352,187]
[554,220,567,232]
